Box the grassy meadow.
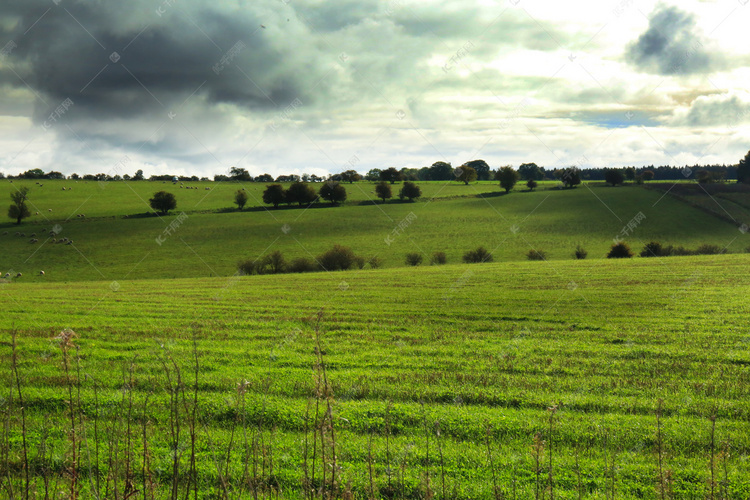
[2,178,750,498]
[1,179,747,282]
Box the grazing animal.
[16,273,22,277]
[20,233,25,237]
[66,240,73,245]
[29,238,38,243]
[62,187,66,190]
[35,211,39,215]
[2,231,7,235]
[39,271,45,275]
[48,208,52,212]
[30,233,36,237]
[3,273,9,278]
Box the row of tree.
[6,151,748,184]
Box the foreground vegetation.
[2,255,749,498]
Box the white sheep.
[16,273,22,277]
[48,208,52,212]
[39,270,45,275]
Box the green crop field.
[1,256,750,498]
[2,179,750,499]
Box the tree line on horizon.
[4,151,750,184]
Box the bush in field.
[234,189,248,210]
[263,250,287,274]
[526,179,538,191]
[607,242,633,258]
[526,249,547,261]
[463,246,493,263]
[289,257,317,273]
[399,181,421,201]
[573,245,588,260]
[405,253,423,266]
[149,190,177,215]
[286,182,317,207]
[353,255,366,269]
[368,256,383,269]
[319,182,347,205]
[695,243,724,255]
[640,241,663,257]
[375,182,392,203]
[262,184,285,208]
[662,245,693,256]
[317,244,360,271]
[431,251,447,265]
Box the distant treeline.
[1,161,740,183]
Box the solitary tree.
[463,159,491,180]
[262,184,285,208]
[399,181,421,201]
[518,162,544,181]
[428,161,453,180]
[455,165,477,185]
[558,167,581,188]
[340,170,362,183]
[526,179,538,191]
[380,167,403,184]
[149,191,177,215]
[8,186,31,225]
[737,150,750,184]
[286,182,317,206]
[133,169,144,180]
[234,189,249,210]
[319,182,347,205]
[375,181,392,202]
[496,166,519,193]
[604,168,624,186]
[642,170,655,181]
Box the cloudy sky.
[1,0,749,179]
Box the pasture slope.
[1,179,748,282]
[2,254,750,498]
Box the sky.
[1,0,749,179]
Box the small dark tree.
[286,182,317,207]
[607,242,634,258]
[262,184,285,208]
[399,181,421,201]
[229,166,252,181]
[574,245,588,260]
[519,162,544,181]
[428,161,453,180]
[8,186,31,225]
[558,167,581,188]
[340,170,361,183]
[405,253,423,266]
[133,169,144,180]
[527,179,538,191]
[455,165,477,185]
[496,166,519,193]
[375,182,392,203]
[264,250,287,274]
[604,168,624,186]
[149,190,177,215]
[319,182,347,205]
[738,151,750,184]
[234,189,248,210]
[463,160,491,180]
[642,170,655,181]
[380,167,403,184]
[625,167,636,181]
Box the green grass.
[2,255,750,498]
[2,180,746,282]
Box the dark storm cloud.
[0,0,333,124]
[626,6,719,75]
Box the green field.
[1,180,747,282]
[2,179,750,498]
[2,255,750,498]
